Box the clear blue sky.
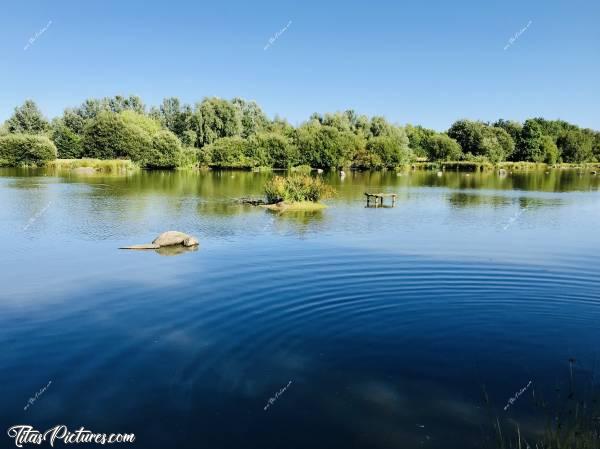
[1,0,599,130]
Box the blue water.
[1,169,599,448]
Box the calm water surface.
[1,168,599,448]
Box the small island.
[262,174,335,211]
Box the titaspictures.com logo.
[7,425,135,447]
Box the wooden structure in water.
[364,192,397,207]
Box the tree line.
[1,95,599,169]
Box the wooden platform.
[364,193,397,207]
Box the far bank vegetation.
[2,96,599,171]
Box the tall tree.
[5,100,49,134]
[232,98,268,138]
[198,98,242,146]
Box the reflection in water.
[0,167,599,449]
[154,245,199,257]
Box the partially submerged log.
[237,197,267,206]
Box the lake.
[1,167,599,448]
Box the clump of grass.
[264,174,335,204]
[290,164,313,174]
[48,158,138,173]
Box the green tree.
[232,98,268,138]
[5,100,49,134]
[423,134,463,161]
[406,125,436,158]
[296,124,363,169]
[202,137,250,168]
[540,135,559,164]
[557,130,594,163]
[51,120,83,158]
[0,134,57,166]
[366,136,413,168]
[515,120,545,162]
[492,119,522,143]
[82,111,151,160]
[447,120,485,155]
[147,130,181,168]
[448,120,513,162]
[247,132,298,168]
[198,98,242,146]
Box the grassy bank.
[47,158,138,173]
[405,161,600,172]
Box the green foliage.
[264,174,335,203]
[198,97,242,146]
[120,110,163,135]
[176,147,198,169]
[423,134,463,161]
[405,124,436,158]
[366,136,413,168]
[540,135,559,164]
[515,119,545,162]
[296,124,364,169]
[5,100,49,134]
[202,136,251,168]
[448,120,514,162]
[492,119,523,143]
[557,130,594,163]
[3,96,599,169]
[147,130,181,168]
[52,121,83,158]
[0,134,57,166]
[247,132,298,168]
[82,111,151,161]
[232,98,268,138]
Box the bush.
[81,111,181,168]
[264,174,335,203]
[147,130,182,168]
[540,135,559,164]
[203,136,252,168]
[120,110,163,135]
[296,124,364,169]
[0,134,57,166]
[352,148,383,169]
[83,112,142,159]
[423,134,463,161]
[366,136,413,168]
[248,132,298,168]
[52,122,83,158]
[176,146,198,169]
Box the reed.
[47,158,138,173]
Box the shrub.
[0,134,57,166]
[264,174,335,203]
[82,111,168,165]
[423,134,463,161]
[248,132,298,168]
[203,136,252,168]
[52,122,83,158]
[366,136,413,168]
[120,110,163,135]
[296,124,364,169]
[83,112,136,159]
[176,146,198,169]
[352,148,383,169]
[147,130,182,168]
[540,135,559,164]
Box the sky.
[1,0,599,131]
